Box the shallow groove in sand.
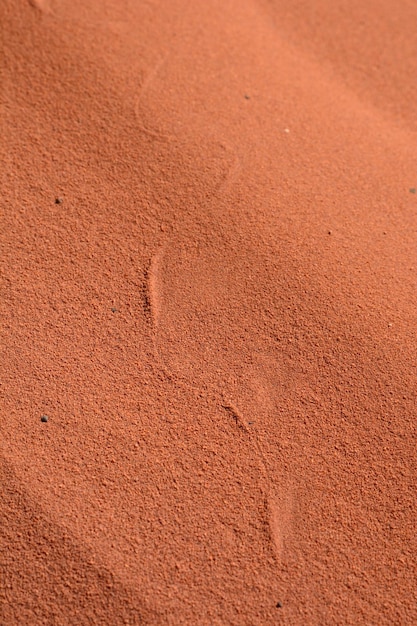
[223,402,293,563]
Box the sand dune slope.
[1,1,416,624]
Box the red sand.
[1,1,416,624]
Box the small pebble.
[409,188,416,194]
[41,415,49,423]
[276,602,283,608]
[244,94,250,100]
[111,307,118,313]
[328,230,332,235]
[55,197,63,204]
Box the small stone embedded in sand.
[111,307,118,313]
[41,415,49,423]
[55,197,63,204]
[276,602,283,608]
[409,188,416,194]
[244,94,250,100]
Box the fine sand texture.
[1,1,416,624]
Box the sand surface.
[1,1,416,624]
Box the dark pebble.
[111,307,118,313]
[41,415,49,423]
[409,188,416,194]
[276,602,283,608]
[244,94,250,100]
[55,197,63,204]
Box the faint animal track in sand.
[140,246,206,394]
[149,259,293,564]
[213,143,241,195]
[134,57,175,142]
[27,0,52,13]
[223,401,293,562]
[265,491,293,562]
[143,249,164,331]
[223,404,250,434]
[222,401,267,479]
